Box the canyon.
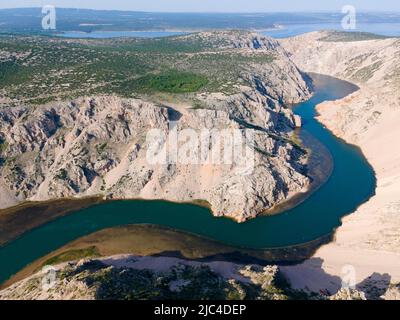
[280,31,400,293]
[0,31,312,222]
[1,30,399,300]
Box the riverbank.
[0,71,336,250]
[0,74,377,291]
[280,31,400,293]
[0,253,301,300]
[0,31,315,223]
[2,252,377,300]
[1,224,331,289]
[0,122,333,247]
[0,197,103,246]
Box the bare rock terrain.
[0,32,313,222]
[280,31,400,292]
[0,255,372,300]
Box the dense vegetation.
[320,31,392,42]
[0,32,274,105]
[42,247,100,268]
[135,71,208,93]
[56,259,290,300]
[2,8,399,33]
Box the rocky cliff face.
[0,255,372,300]
[280,31,400,288]
[0,94,308,222]
[0,32,312,222]
[0,256,288,300]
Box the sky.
[0,0,400,12]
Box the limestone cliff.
[0,255,373,300]
[280,31,400,288]
[0,32,312,222]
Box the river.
[0,74,376,284]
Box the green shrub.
[136,70,209,93]
[56,168,68,180]
[0,139,8,153]
[41,246,101,268]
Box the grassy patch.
[41,246,101,268]
[320,31,392,42]
[289,132,303,149]
[0,33,277,104]
[0,59,28,85]
[0,139,8,154]
[351,61,383,82]
[55,168,68,180]
[96,142,108,154]
[135,70,208,93]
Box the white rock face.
[2,254,393,300]
[280,31,400,289]
[0,256,287,300]
[0,92,310,222]
[292,115,302,128]
[329,288,366,301]
[0,32,314,222]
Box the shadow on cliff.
[80,255,393,300]
[281,257,392,299]
[357,272,392,300]
[144,232,334,267]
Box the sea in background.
[2,8,399,38]
[57,22,400,39]
[262,22,400,38]
[57,31,188,38]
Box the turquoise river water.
[0,74,376,284]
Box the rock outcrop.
[280,31,400,290]
[329,288,366,301]
[0,94,309,222]
[0,256,290,300]
[2,254,392,300]
[0,32,313,222]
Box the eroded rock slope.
[0,32,312,222]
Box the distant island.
[1,8,400,33]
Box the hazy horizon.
[0,0,399,13]
[2,7,400,14]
